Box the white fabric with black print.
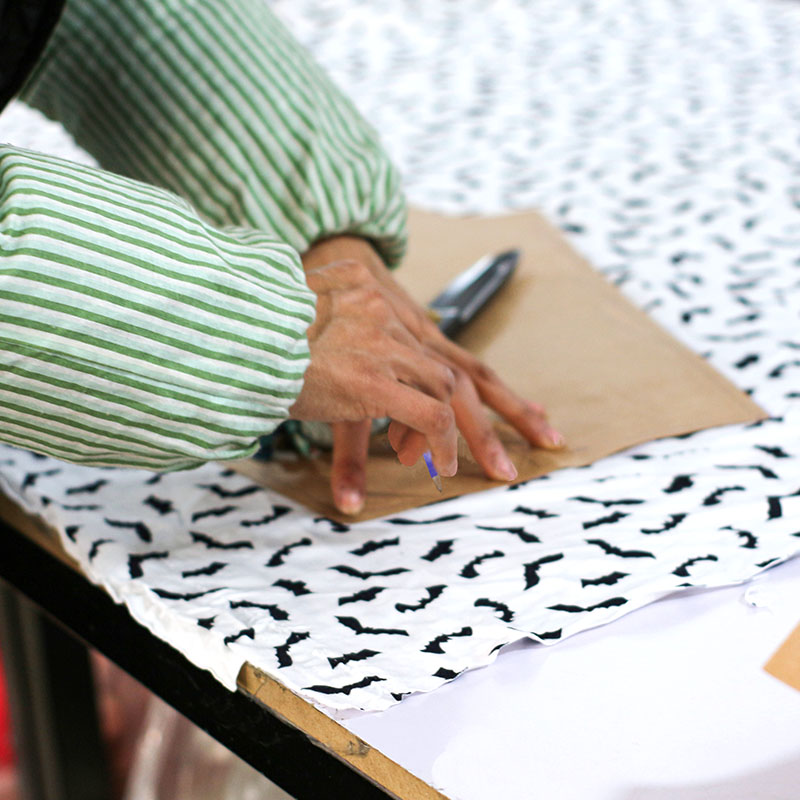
[2,0,800,712]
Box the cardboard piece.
[765,623,800,693]
[231,209,766,521]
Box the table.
[3,488,799,800]
[4,1,800,797]
[0,492,443,800]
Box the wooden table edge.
[0,490,449,800]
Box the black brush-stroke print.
[434,667,461,680]
[190,531,254,550]
[734,353,759,369]
[88,538,114,560]
[548,597,628,613]
[421,540,455,561]
[581,571,629,587]
[673,554,719,577]
[328,649,380,669]
[275,631,310,667]
[395,585,446,613]
[524,553,565,589]
[716,464,778,479]
[664,474,694,493]
[336,617,409,636]
[191,505,237,522]
[65,479,107,495]
[330,565,410,580]
[476,525,540,543]
[766,488,800,520]
[182,561,227,578]
[460,551,505,578]
[721,526,758,548]
[230,600,289,621]
[197,483,262,498]
[586,539,656,558]
[474,598,514,622]
[754,445,790,458]
[422,626,473,654]
[350,537,400,556]
[702,486,745,506]
[241,506,292,527]
[104,518,153,543]
[768,360,800,379]
[144,495,174,515]
[266,538,313,567]
[570,496,645,507]
[641,513,686,534]
[513,505,558,519]
[338,587,386,606]
[21,468,62,489]
[225,628,255,646]
[533,629,563,641]
[387,514,466,525]
[153,587,223,601]
[128,551,169,578]
[583,511,630,529]
[273,579,312,596]
[305,676,386,695]
[313,517,351,533]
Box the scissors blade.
[428,249,519,338]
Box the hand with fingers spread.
[294,236,565,516]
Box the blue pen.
[422,450,443,493]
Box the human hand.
[288,257,460,498]
[295,236,564,516]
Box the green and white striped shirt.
[0,0,407,470]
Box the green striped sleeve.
[20,0,408,266]
[0,145,316,470]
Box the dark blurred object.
[123,696,292,800]
[0,648,17,800]
[92,655,150,799]
[0,0,65,110]
[428,249,518,338]
[0,650,13,768]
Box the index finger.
[377,379,459,476]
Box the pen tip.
[433,475,443,493]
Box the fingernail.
[495,452,518,481]
[440,458,458,478]
[338,489,364,515]
[548,428,565,448]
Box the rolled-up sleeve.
[0,145,316,470]
[19,0,408,265]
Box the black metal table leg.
[0,583,112,800]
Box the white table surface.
[2,4,800,794]
[342,555,800,800]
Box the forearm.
[0,145,315,470]
[19,0,408,265]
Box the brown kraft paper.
[231,209,767,521]
[765,623,800,693]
